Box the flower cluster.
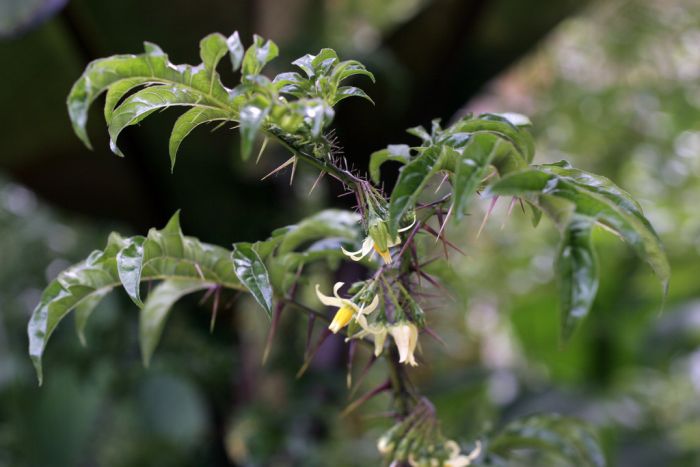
[315,282,420,366]
[377,399,481,466]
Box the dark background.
[1,0,699,466]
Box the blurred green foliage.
[1,0,699,466]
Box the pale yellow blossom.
[315,282,379,334]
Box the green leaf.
[406,125,432,144]
[138,212,243,290]
[108,85,221,156]
[488,166,669,293]
[292,49,340,79]
[388,145,444,235]
[74,289,111,347]
[557,216,598,340]
[490,414,605,467]
[369,144,412,184]
[276,209,360,255]
[140,279,210,367]
[226,31,244,71]
[232,243,274,318]
[452,115,535,164]
[241,34,279,76]
[528,200,543,227]
[332,86,374,106]
[28,233,127,385]
[68,41,231,150]
[169,107,232,170]
[452,133,501,220]
[311,48,339,75]
[116,236,146,306]
[239,103,269,160]
[332,60,375,84]
[199,32,229,73]
[103,77,151,123]
[30,212,245,383]
[273,71,308,96]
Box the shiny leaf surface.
[232,243,274,318]
[139,279,210,367]
[557,216,599,340]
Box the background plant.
[25,28,670,466]
[2,1,698,466]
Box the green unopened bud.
[368,219,393,254]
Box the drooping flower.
[444,440,482,467]
[354,312,388,357]
[342,216,415,264]
[389,321,419,366]
[315,282,379,334]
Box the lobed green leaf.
[241,35,278,77]
[488,166,669,295]
[451,133,502,221]
[490,414,605,467]
[140,279,211,367]
[169,107,232,170]
[29,212,245,383]
[557,216,599,341]
[231,243,274,318]
[388,145,444,236]
[369,144,412,184]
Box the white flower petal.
[341,237,375,262]
[360,236,375,255]
[359,294,380,315]
[341,245,364,258]
[373,329,387,357]
[332,281,345,299]
[398,215,417,233]
[315,283,345,307]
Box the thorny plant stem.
[267,126,447,416]
[386,346,416,417]
[265,128,363,188]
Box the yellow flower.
[444,440,481,467]
[389,322,419,366]
[315,282,379,334]
[342,217,415,264]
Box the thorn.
[501,197,517,229]
[417,256,442,269]
[347,340,357,389]
[397,220,421,260]
[305,314,316,355]
[199,286,216,306]
[421,225,466,255]
[340,379,391,418]
[296,329,332,379]
[194,263,205,281]
[255,137,269,164]
[261,156,295,181]
[289,156,298,186]
[349,354,378,399]
[436,203,454,259]
[308,171,326,196]
[518,197,526,214]
[476,196,499,239]
[209,287,221,333]
[223,291,241,310]
[262,301,285,365]
[423,327,447,347]
[435,172,450,193]
[212,121,230,132]
[418,271,456,302]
